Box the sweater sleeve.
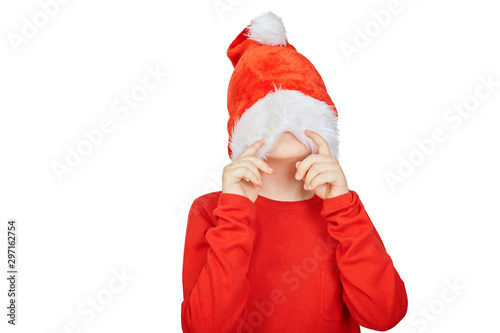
[320,190,408,331]
[181,192,256,333]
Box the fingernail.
[268,167,273,172]
[295,173,301,179]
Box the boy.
[181,11,407,333]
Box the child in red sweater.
[181,11,407,333]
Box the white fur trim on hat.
[245,11,287,46]
[229,86,339,161]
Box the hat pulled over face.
[226,11,339,161]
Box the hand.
[222,138,274,203]
[295,129,349,200]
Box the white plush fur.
[246,11,287,46]
[229,86,339,161]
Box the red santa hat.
[226,11,339,161]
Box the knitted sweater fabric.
[181,190,407,332]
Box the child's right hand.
[222,138,273,203]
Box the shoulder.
[187,191,223,227]
[192,190,222,210]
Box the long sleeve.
[320,190,408,331]
[181,192,256,333]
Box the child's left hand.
[295,129,349,200]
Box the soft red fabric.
[181,190,407,332]
[226,27,338,159]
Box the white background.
[1,0,499,332]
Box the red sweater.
[181,190,407,332]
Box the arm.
[321,190,408,331]
[181,192,256,333]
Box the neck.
[258,157,314,201]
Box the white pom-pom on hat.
[226,11,339,161]
[245,11,288,46]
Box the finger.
[234,160,262,184]
[305,129,331,156]
[232,166,262,187]
[307,170,335,191]
[295,154,332,180]
[240,155,273,174]
[303,162,332,187]
[233,158,268,179]
[239,138,265,158]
